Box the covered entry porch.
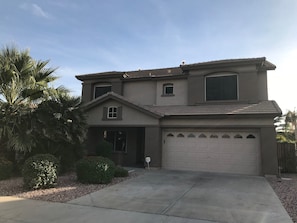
[86,126,162,167]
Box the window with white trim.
[107,106,118,119]
[102,106,122,121]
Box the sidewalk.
[0,196,215,223]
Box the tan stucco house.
[76,57,281,175]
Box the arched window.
[94,84,111,98]
[222,134,230,139]
[199,133,207,138]
[234,134,243,139]
[206,74,238,101]
[177,133,185,137]
[247,134,256,139]
[210,134,218,138]
[167,133,174,137]
[188,133,195,138]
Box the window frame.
[162,83,174,96]
[205,74,238,101]
[107,106,118,119]
[93,84,112,99]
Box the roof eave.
[82,93,163,119]
[180,57,275,71]
[76,72,123,81]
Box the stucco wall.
[258,70,268,100]
[123,81,156,105]
[187,64,265,104]
[260,127,278,175]
[156,79,188,105]
[160,116,273,128]
[145,126,162,167]
[86,100,159,126]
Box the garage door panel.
[162,130,261,175]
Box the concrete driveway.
[69,170,292,223]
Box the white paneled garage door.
[162,130,261,175]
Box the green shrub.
[95,140,113,158]
[114,166,129,177]
[0,158,13,180]
[22,154,60,190]
[76,156,115,184]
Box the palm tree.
[0,46,58,105]
[0,46,58,153]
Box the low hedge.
[22,154,60,190]
[76,156,115,184]
[114,166,129,177]
[95,140,113,158]
[0,158,13,180]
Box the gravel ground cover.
[0,172,139,203]
[266,173,297,223]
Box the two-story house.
[76,57,281,176]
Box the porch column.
[144,127,162,168]
[260,127,278,175]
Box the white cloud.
[32,4,49,18]
[20,3,51,19]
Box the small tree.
[275,110,297,145]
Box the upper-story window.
[206,74,238,101]
[107,106,118,119]
[94,84,111,99]
[163,83,174,96]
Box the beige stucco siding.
[86,100,159,126]
[123,81,156,105]
[156,79,188,105]
[160,117,274,128]
[187,64,264,104]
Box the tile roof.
[82,92,163,118]
[76,57,276,81]
[181,57,276,70]
[145,101,281,117]
[84,92,281,118]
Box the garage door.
[162,130,261,175]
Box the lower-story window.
[104,130,127,152]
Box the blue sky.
[1,0,297,112]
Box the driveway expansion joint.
[160,182,197,215]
